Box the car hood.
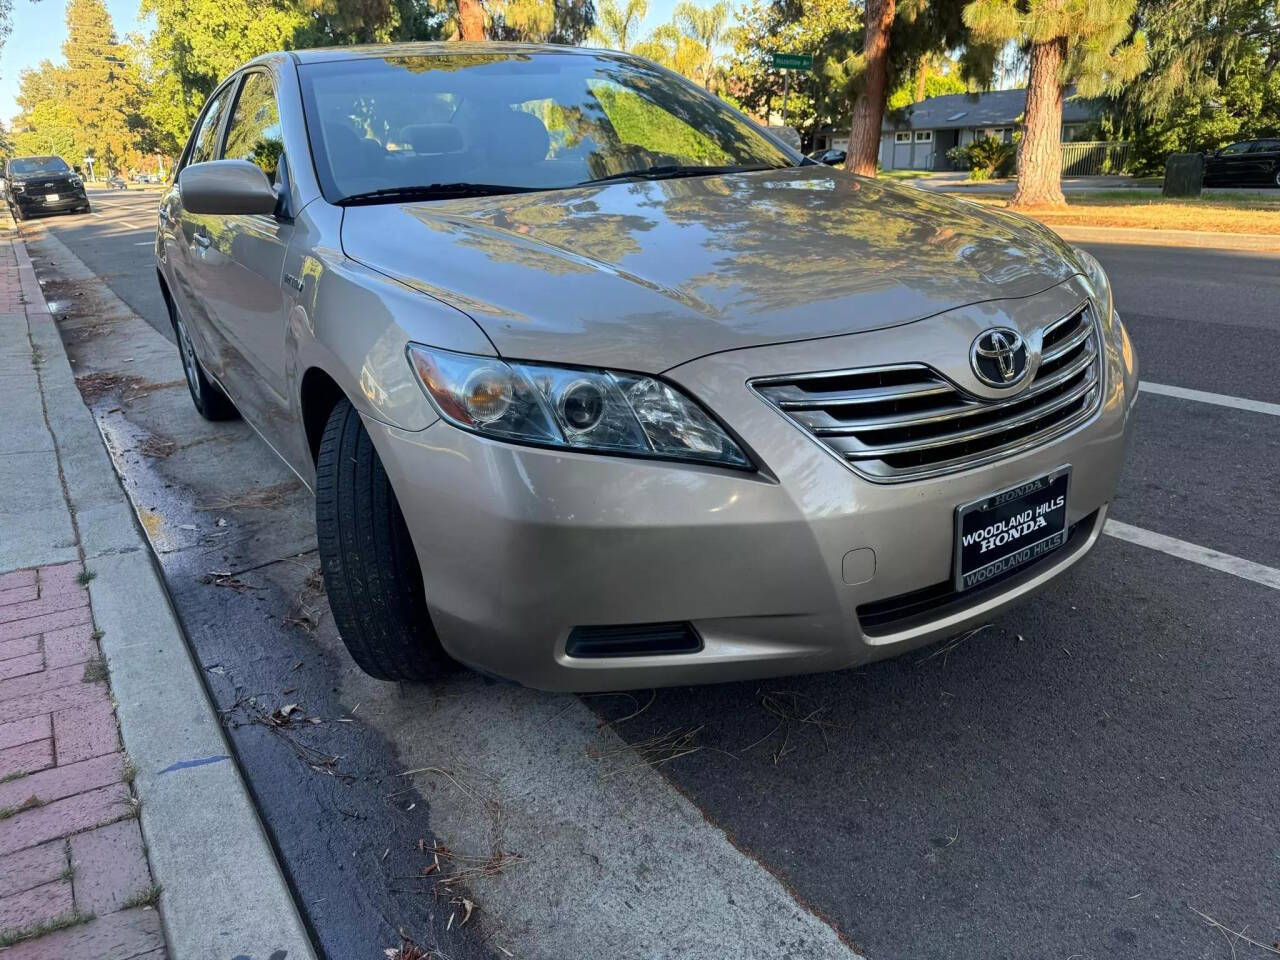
[340,166,1082,372]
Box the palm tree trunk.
[457,0,486,40]
[843,0,894,177]
[1010,38,1067,208]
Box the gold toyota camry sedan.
[155,43,1137,691]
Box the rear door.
[203,69,295,435]
[163,81,236,374]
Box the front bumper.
[370,278,1137,691]
[13,190,87,213]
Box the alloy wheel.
[175,316,200,395]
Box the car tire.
[167,296,239,421]
[1273,168,1280,188]
[315,398,454,683]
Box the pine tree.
[963,0,1148,208]
[832,0,999,177]
[13,0,147,173]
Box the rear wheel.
[315,398,454,682]
[167,296,239,421]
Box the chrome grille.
[750,304,1103,482]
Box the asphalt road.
[22,189,1280,960]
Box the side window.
[187,87,232,167]
[1249,140,1279,153]
[221,72,284,184]
[1220,142,1251,156]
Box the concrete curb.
[14,235,319,960]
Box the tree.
[671,1,730,89]
[726,0,862,145]
[1116,0,1278,172]
[590,0,646,50]
[825,0,999,176]
[12,0,149,173]
[635,1,731,89]
[886,54,967,111]
[963,0,1148,208]
[842,0,893,175]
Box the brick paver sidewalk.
[0,562,166,957]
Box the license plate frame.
[953,466,1071,592]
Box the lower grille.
[750,303,1102,482]
[856,510,1099,634]
[565,622,702,658]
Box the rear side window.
[1249,140,1280,153]
[188,87,233,167]
[221,72,284,184]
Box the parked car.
[1203,138,1280,188]
[156,44,1137,691]
[5,155,90,219]
[107,175,128,189]
[817,148,846,166]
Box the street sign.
[771,53,813,71]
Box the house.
[873,87,1102,172]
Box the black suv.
[4,155,90,219]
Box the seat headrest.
[490,111,550,165]
[401,123,465,156]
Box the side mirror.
[179,160,278,216]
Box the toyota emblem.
[970,328,1029,387]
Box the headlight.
[11,182,23,192]
[69,175,83,187]
[1072,246,1113,321]
[408,344,751,468]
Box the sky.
[0,0,703,126]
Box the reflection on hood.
[341,165,1079,372]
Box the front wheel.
[167,297,238,421]
[315,399,454,682]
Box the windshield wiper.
[337,183,544,205]
[579,163,783,186]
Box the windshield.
[10,157,72,176]
[298,51,797,203]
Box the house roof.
[882,87,1101,132]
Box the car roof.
[272,41,624,67]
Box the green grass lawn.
[952,190,1280,235]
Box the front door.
[166,81,236,379]
[204,70,295,438]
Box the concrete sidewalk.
[0,217,315,958]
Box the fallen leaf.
[461,898,475,926]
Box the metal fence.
[1060,141,1132,176]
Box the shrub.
[948,136,1016,179]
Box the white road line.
[1105,520,1280,591]
[1140,381,1280,417]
